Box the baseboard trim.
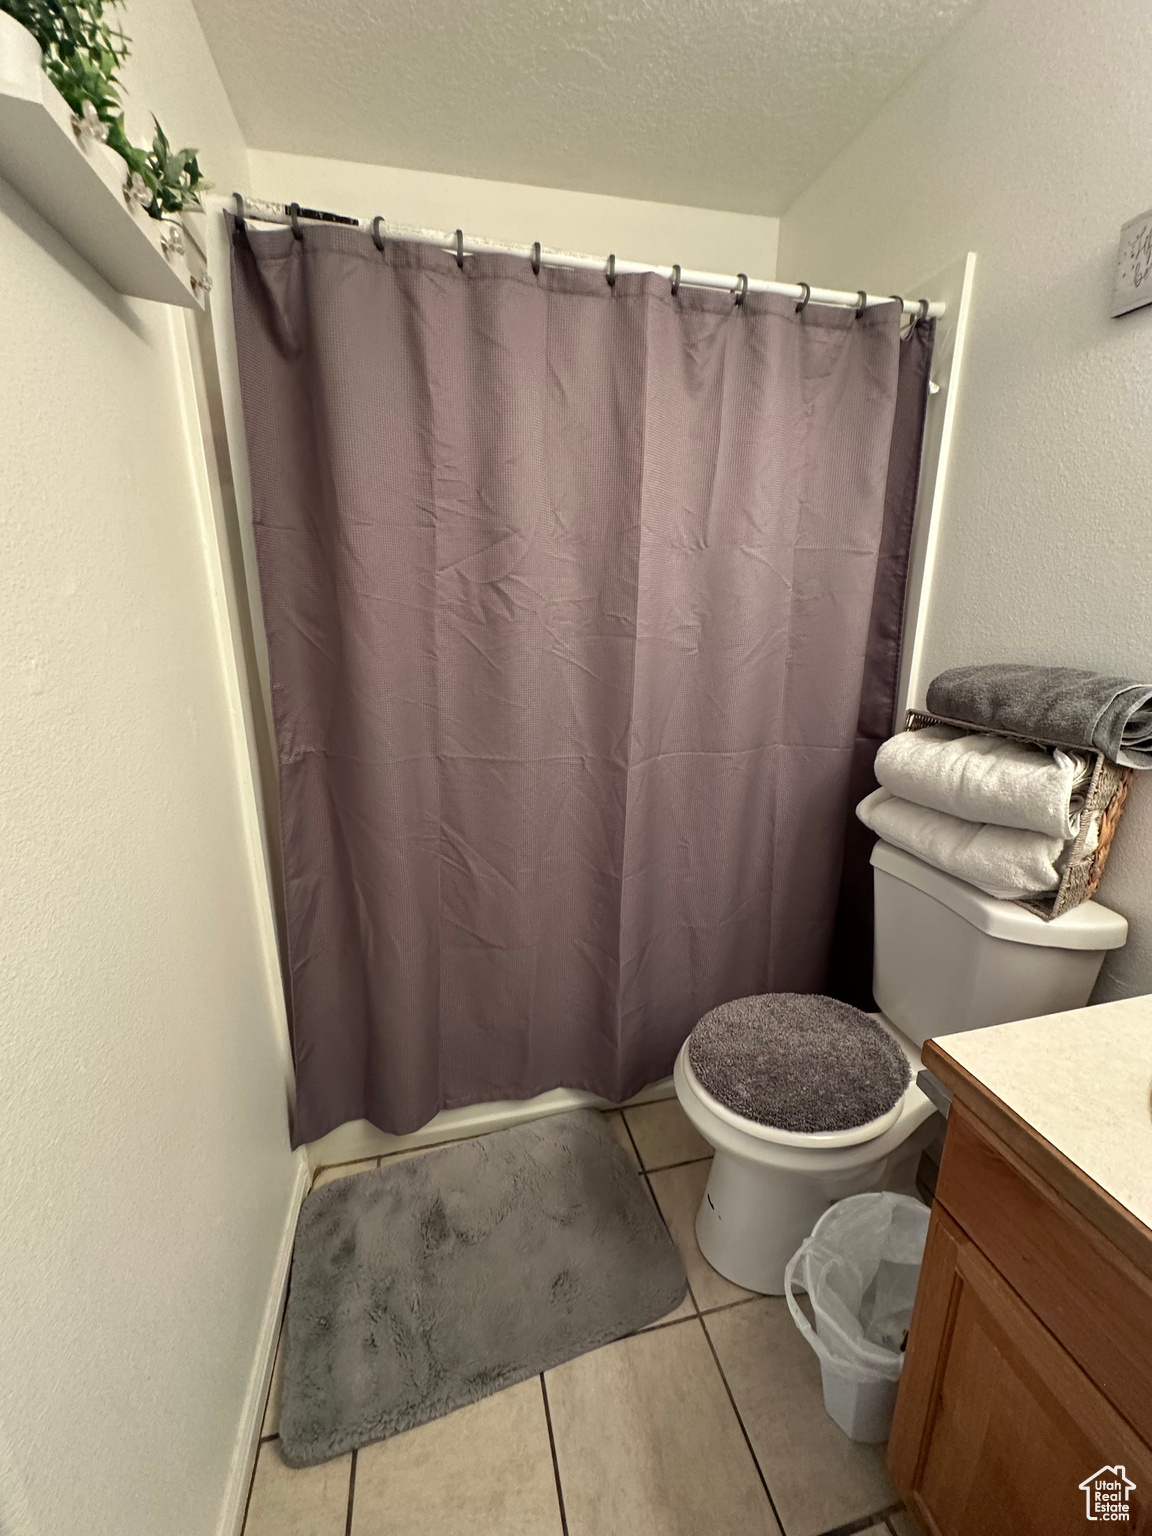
[307,1076,677,1172]
[218,1151,310,1536]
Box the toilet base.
[694,1149,889,1295]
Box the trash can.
[784,1192,930,1443]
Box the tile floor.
[244,1099,914,1536]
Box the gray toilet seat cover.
[687,993,911,1135]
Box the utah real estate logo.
[1079,1465,1136,1522]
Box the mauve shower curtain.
[229,220,932,1145]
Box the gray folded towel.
[926,663,1152,769]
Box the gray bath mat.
[279,1109,687,1466]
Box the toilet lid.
[686,994,911,1135]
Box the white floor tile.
[244,1440,350,1536]
[351,1378,563,1536]
[706,1297,896,1536]
[546,1320,780,1536]
[624,1098,712,1170]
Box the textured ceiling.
[191,0,978,216]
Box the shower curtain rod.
[228,195,946,319]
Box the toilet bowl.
[674,839,1128,1295]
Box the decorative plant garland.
[1,0,207,219]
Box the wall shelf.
[0,12,204,308]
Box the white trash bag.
[784,1193,930,1443]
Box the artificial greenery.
[1,0,207,218]
[145,116,205,215]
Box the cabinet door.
[889,1207,1152,1536]
[936,1102,1152,1445]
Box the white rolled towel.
[857,787,1068,899]
[875,726,1089,840]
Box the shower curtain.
[229,219,934,1145]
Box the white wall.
[247,149,779,278]
[778,0,1152,1002]
[0,1,304,1532]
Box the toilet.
[673,839,1128,1295]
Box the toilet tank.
[871,841,1128,1046]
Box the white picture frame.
[1111,206,1152,317]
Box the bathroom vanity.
[888,995,1152,1535]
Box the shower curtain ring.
[671,263,681,297]
[290,201,303,240]
[794,281,810,313]
[606,253,616,288]
[855,289,868,319]
[456,229,465,268]
[532,241,541,276]
[232,191,248,239]
[916,297,930,325]
[734,273,748,306]
[372,215,386,252]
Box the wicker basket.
[903,709,1133,920]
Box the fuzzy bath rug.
[278,1108,687,1466]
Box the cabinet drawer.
[937,1102,1152,1442]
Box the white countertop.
[933,994,1152,1233]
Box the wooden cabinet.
[888,1053,1152,1536]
